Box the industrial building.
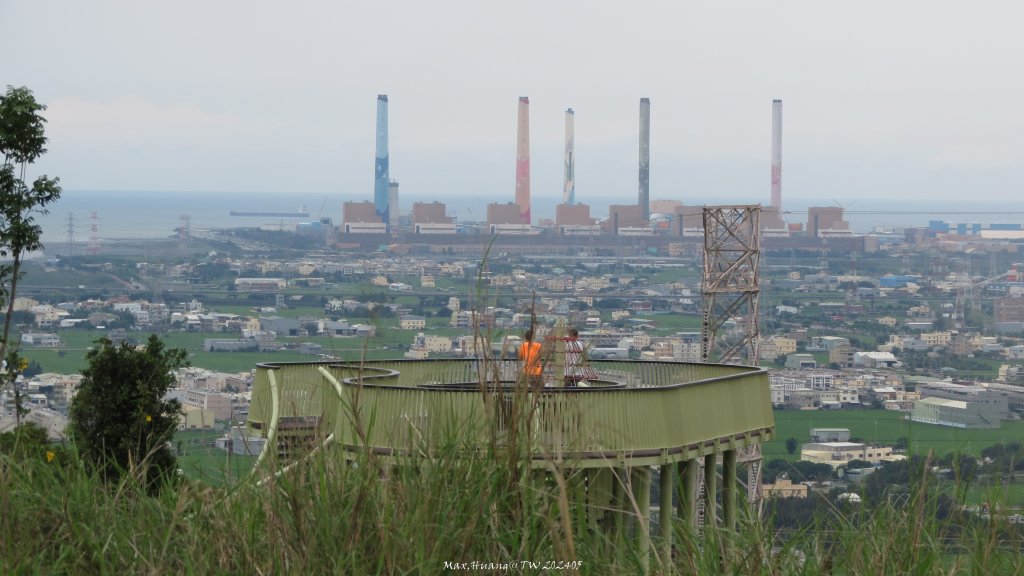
[800,442,901,468]
[911,397,1000,429]
[342,201,385,234]
[412,201,455,234]
[910,381,1010,428]
[807,207,851,238]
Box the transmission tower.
[701,205,761,365]
[701,205,765,512]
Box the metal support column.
[635,467,652,576]
[703,453,717,529]
[611,467,627,554]
[723,449,737,532]
[680,458,700,530]
[659,463,673,563]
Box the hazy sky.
[4,0,1023,208]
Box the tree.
[0,86,62,425]
[785,436,799,455]
[68,335,187,491]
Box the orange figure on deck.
[519,329,543,387]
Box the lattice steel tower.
[701,204,765,513]
[701,205,761,366]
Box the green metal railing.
[247,359,774,468]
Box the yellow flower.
[145,415,152,423]
[18,358,28,371]
[46,451,55,463]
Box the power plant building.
[673,205,705,235]
[604,204,650,236]
[488,202,531,235]
[412,201,455,234]
[555,203,598,235]
[807,207,851,238]
[342,201,385,234]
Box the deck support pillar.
[659,463,674,564]
[723,449,737,532]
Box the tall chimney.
[374,95,390,226]
[771,99,783,211]
[563,108,575,205]
[638,98,651,220]
[515,97,531,224]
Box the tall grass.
[2,421,1023,574]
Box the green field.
[764,408,1024,461]
[16,320,423,374]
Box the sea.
[34,189,1024,245]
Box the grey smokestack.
[639,97,650,220]
[771,99,782,211]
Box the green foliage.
[21,358,42,377]
[2,428,1022,574]
[0,85,62,426]
[0,422,54,460]
[68,335,187,490]
[784,436,798,455]
[763,458,835,484]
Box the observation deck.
[246,359,773,468]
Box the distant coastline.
[37,189,1024,244]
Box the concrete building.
[487,202,523,227]
[259,316,301,337]
[915,381,1010,424]
[234,278,286,292]
[785,353,817,369]
[343,201,386,234]
[984,382,1024,413]
[412,201,455,234]
[995,296,1024,323]
[399,315,426,330]
[20,333,61,347]
[412,201,451,224]
[854,351,898,368]
[911,397,1001,429]
[556,203,594,226]
[807,207,851,238]
[760,336,798,360]
[801,442,901,468]
[810,428,851,442]
[184,388,233,421]
[763,477,808,499]
[179,405,216,430]
[604,205,647,234]
[673,204,704,234]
